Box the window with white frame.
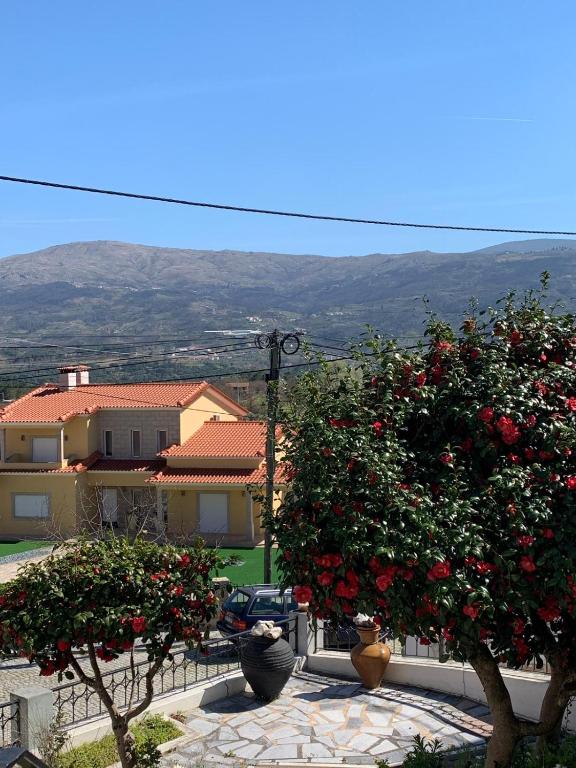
[156,430,168,452]
[103,430,113,457]
[131,430,141,458]
[13,493,50,518]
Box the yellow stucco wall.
[63,416,95,459]
[4,427,62,463]
[0,474,77,538]
[179,393,239,442]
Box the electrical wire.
[2,174,576,236]
[0,342,256,382]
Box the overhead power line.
[1,174,576,236]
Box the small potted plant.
[350,613,391,689]
[240,620,295,701]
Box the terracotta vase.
[350,627,391,689]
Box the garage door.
[198,493,229,533]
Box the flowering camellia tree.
[270,278,576,767]
[0,538,219,768]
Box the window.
[13,494,50,518]
[225,591,250,615]
[103,430,113,457]
[131,430,141,458]
[156,430,168,452]
[198,493,229,533]
[131,489,146,514]
[101,488,118,524]
[32,437,58,463]
[249,596,286,616]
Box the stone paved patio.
[163,671,492,766]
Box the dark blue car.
[216,585,297,636]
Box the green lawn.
[0,540,50,557]
[212,547,280,585]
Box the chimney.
[59,365,90,390]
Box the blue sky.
[1,2,575,258]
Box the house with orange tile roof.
[0,366,282,545]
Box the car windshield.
[225,591,250,615]
[249,595,285,615]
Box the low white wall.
[307,651,576,731]
[65,671,247,747]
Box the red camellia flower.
[537,598,561,622]
[419,637,432,646]
[463,604,480,620]
[512,618,526,635]
[509,330,523,345]
[566,476,576,490]
[516,535,535,548]
[317,571,334,587]
[519,555,536,573]
[496,416,520,445]
[524,414,537,428]
[566,397,576,411]
[439,452,453,464]
[372,421,383,436]
[329,553,343,568]
[56,639,70,653]
[347,459,357,472]
[539,450,555,461]
[333,504,344,517]
[293,585,313,604]
[470,348,480,360]
[427,561,451,581]
[179,553,191,568]
[322,447,333,457]
[40,661,56,676]
[335,580,359,599]
[415,372,427,387]
[524,448,535,460]
[461,437,473,453]
[313,554,332,569]
[478,406,494,423]
[131,616,147,634]
[541,528,555,539]
[375,566,398,592]
[475,561,497,574]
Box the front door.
[102,488,118,524]
[198,492,229,533]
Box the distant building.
[0,366,283,545]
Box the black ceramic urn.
[240,635,295,701]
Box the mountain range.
[1,239,575,343]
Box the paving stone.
[275,734,311,744]
[216,739,250,752]
[267,724,299,739]
[302,741,333,758]
[348,733,380,751]
[217,725,238,741]
[186,719,219,735]
[237,722,266,739]
[232,743,264,759]
[369,738,400,755]
[258,743,299,759]
[226,711,258,727]
[332,728,359,746]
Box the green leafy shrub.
[57,715,181,768]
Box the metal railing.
[54,616,296,728]
[313,621,550,673]
[0,699,19,747]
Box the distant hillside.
[1,239,575,342]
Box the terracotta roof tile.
[89,458,166,473]
[147,463,285,485]
[0,382,212,423]
[162,420,278,458]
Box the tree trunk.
[535,659,573,754]
[110,714,135,768]
[468,644,520,768]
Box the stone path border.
[163,671,491,767]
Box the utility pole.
[255,330,300,583]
